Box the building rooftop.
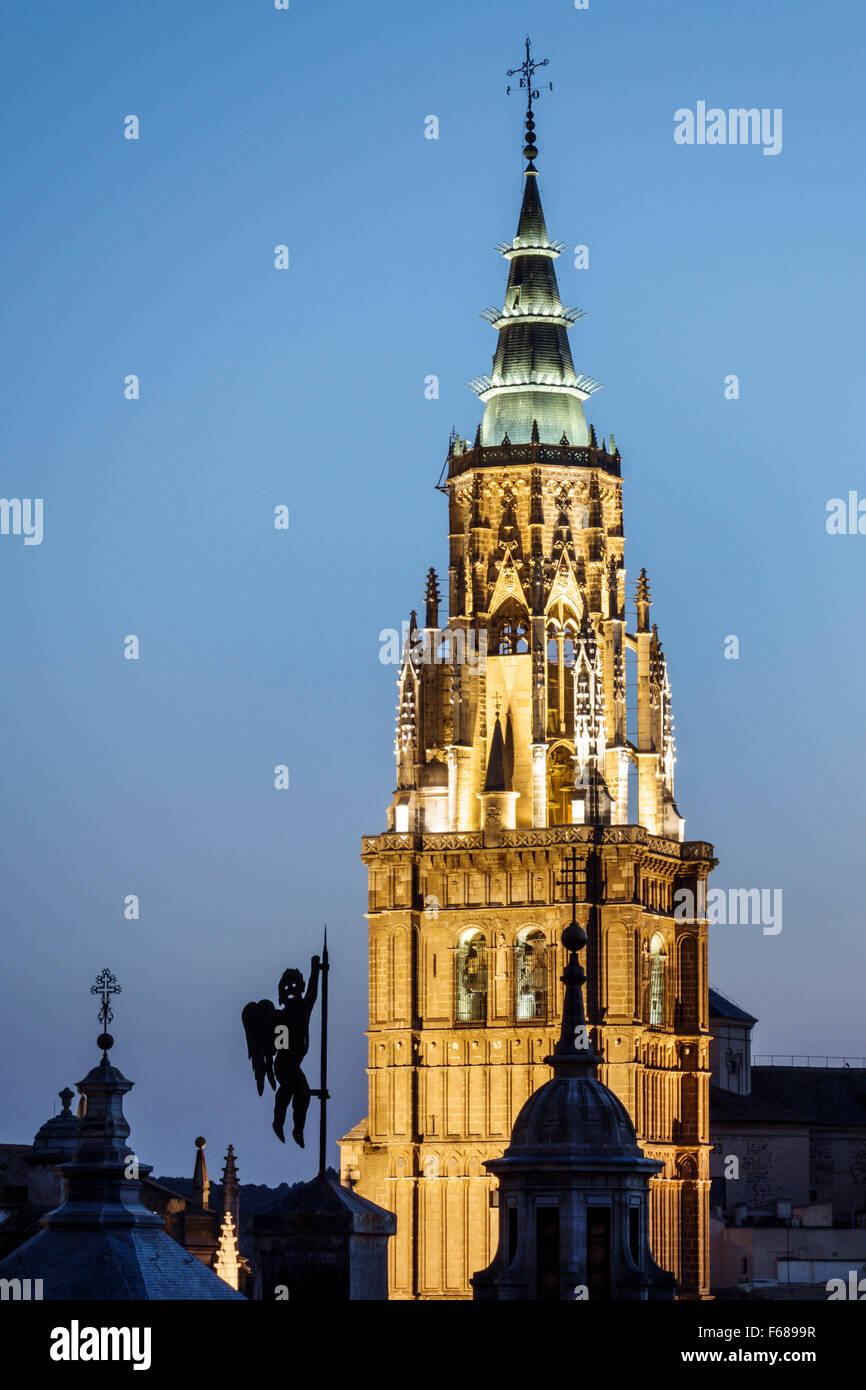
[711,1067,866,1127]
[0,1144,32,1191]
[708,986,757,1024]
[0,1034,244,1301]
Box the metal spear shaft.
[318,927,329,1176]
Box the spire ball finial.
[561,919,587,954]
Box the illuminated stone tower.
[340,43,714,1300]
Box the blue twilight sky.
[1,0,864,1187]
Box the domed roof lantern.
[472,843,676,1301]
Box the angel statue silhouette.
[242,955,322,1147]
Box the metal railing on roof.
[753,1055,866,1069]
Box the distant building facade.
[709,988,866,1291]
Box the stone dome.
[506,1070,644,1161]
[31,1088,79,1160]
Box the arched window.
[516,929,547,1020]
[649,933,666,1027]
[546,604,580,738]
[456,930,487,1023]
[546,745,574,826]
[491,600,529,656]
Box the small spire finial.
[635,569,652,633]
[90,968,121,1056]
[425,567,441,628]
[193,1136,210,1210]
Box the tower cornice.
[361,825,715,862]
[446,439,621,481]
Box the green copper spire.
[469,40,601,447]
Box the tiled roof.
[711,1068,866,1127]
[708,987,757,1024]
[0,1226,245,1300]
[0,1145,33,1188]
[0,1204,43,1238]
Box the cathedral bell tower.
[340,41,714,1300]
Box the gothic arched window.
[546,605,580,738]
[515,928,547,1020]
[491,600,529,656]
[562,621,578,669]
[546,745,574,827]
[649,933,666,1027]
[456,930,488,1023]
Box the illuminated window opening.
[515,928,547,1020]
[456,930,488,1023]
[649,933,666,1027]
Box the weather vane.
[507,37,552,171]
[91,968,121,1055]
[242,930,331,1175]
[506,36,552,113]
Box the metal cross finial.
[557,845,581,928]
[506,36,551,114]
[91,968,121,1031]
[554,845,592,1057]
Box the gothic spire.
[635,568,652,633]
[221,1144,239,1228]
[468,40,601,448]
[425,568,440,628]
[483,712,508,792]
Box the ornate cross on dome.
[90,968,121,1055]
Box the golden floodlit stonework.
[341,88,715,1300]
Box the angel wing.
[241,998,279,1095]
